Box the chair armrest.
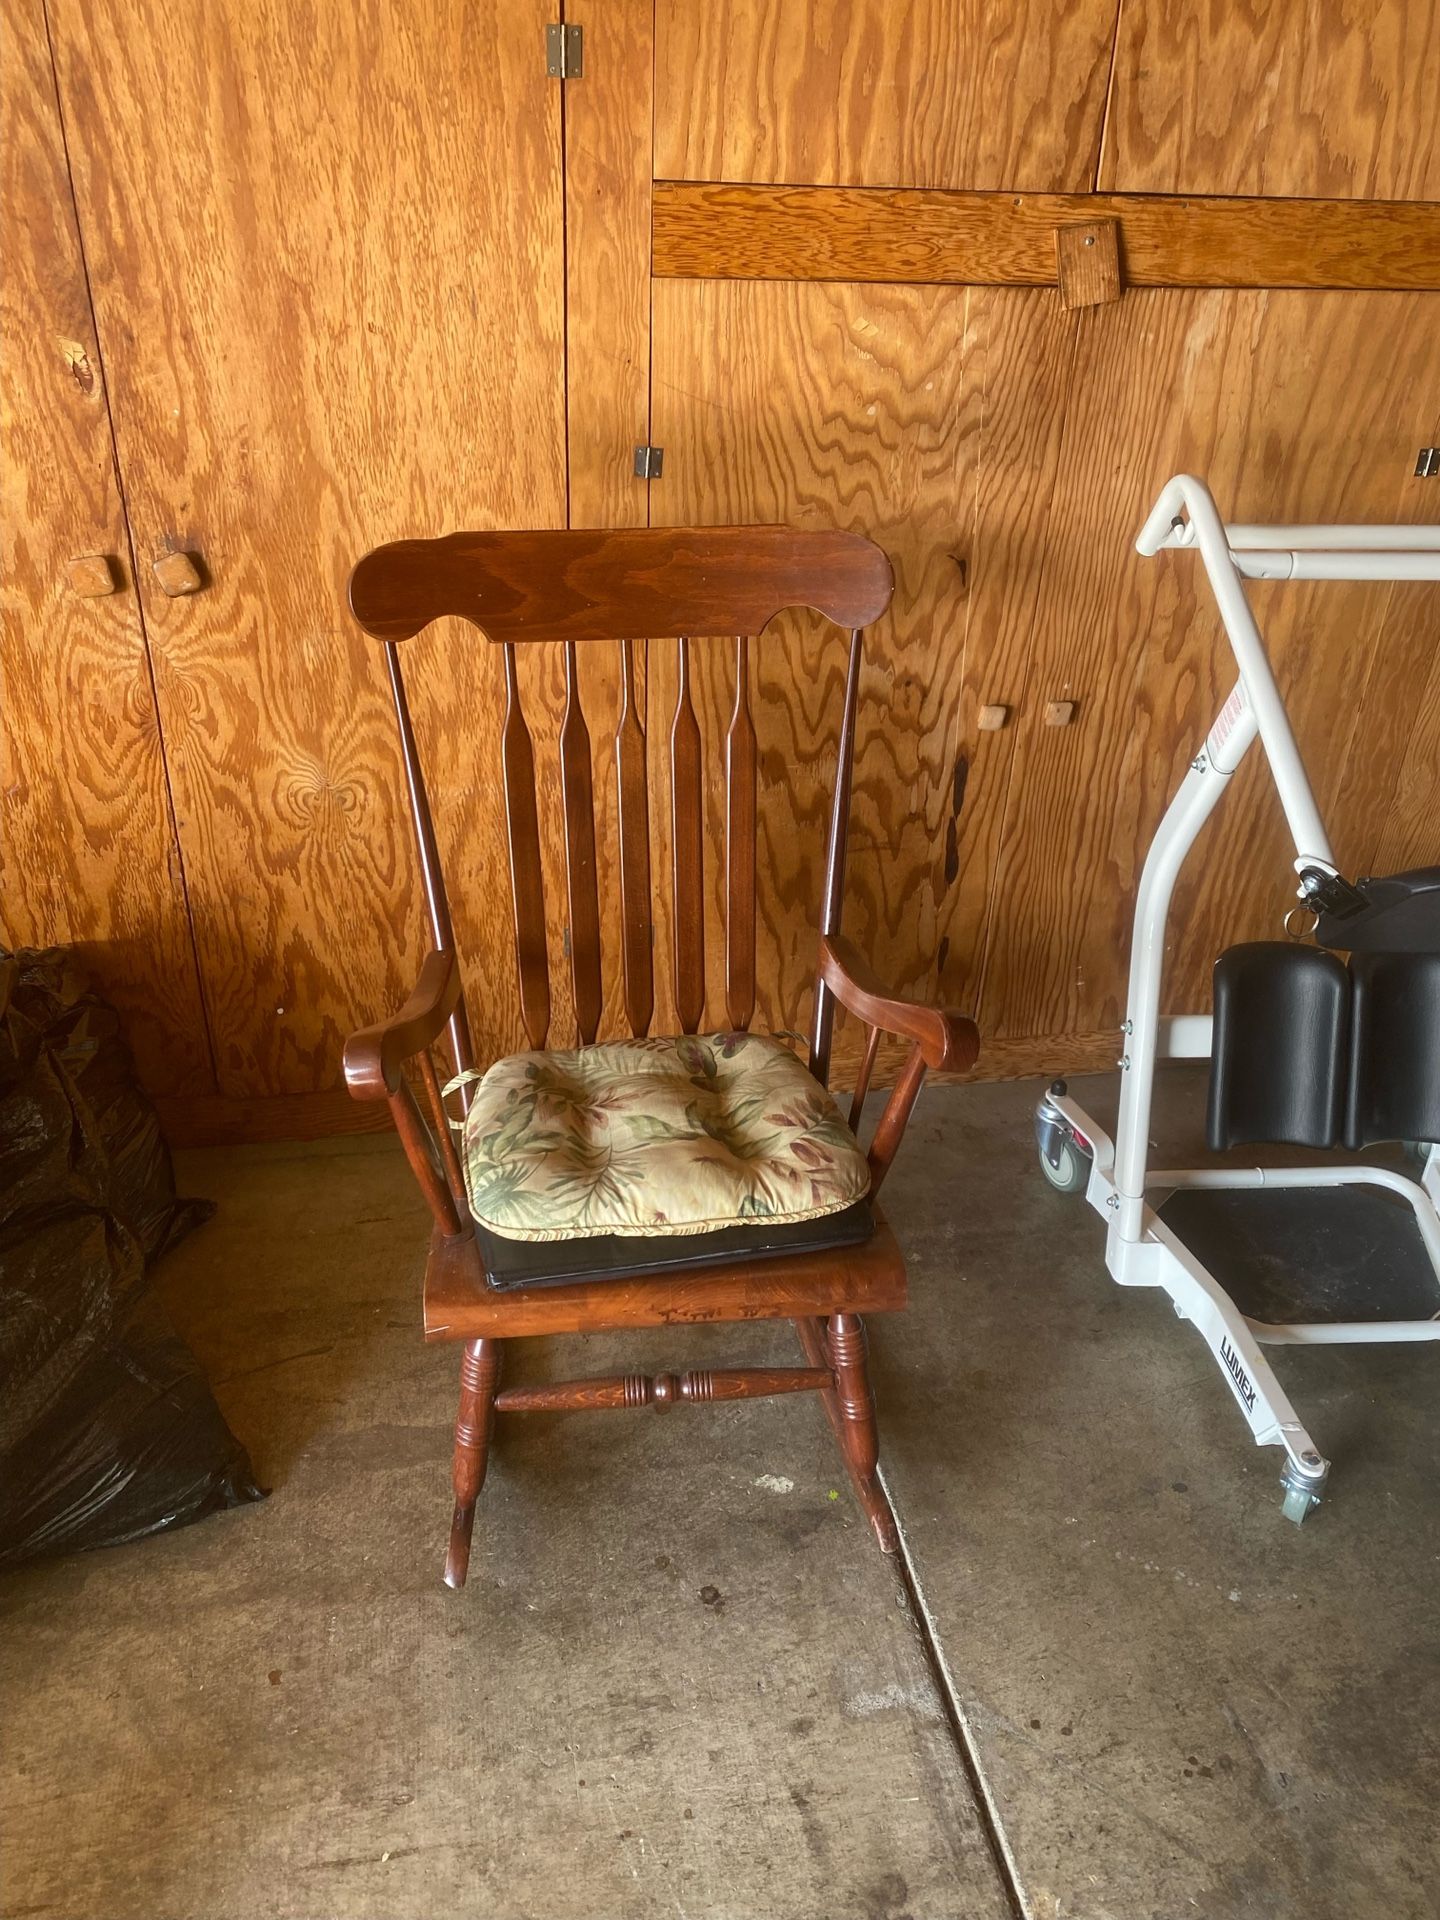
[818,934,978,1073]
[343,949,463,1100]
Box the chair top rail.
[349,525,894,644]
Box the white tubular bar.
[1226,523,1440,552]
[1135,476,1335,872]
[1236,551,1440,582]
[1114,748,1245,1232]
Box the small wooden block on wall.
[1055,219,1121,309]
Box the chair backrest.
[348,526,894,1084]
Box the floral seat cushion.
[460,1031,871,1242]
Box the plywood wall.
[0,0,210,1093]
[41,0,569,1097]
[4,0,1438,1134]
[1100,0,1440,198]
[647,0,1440,1072]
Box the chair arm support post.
[343,948,463,1100]
[389,1077,464,1235]
[866,1044,929,1196]
[816,933,978,1072]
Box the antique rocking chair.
[344,527,977,1586]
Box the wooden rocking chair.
[343,527,978,1586]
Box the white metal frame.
[1042,474,1440,1517]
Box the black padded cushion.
[1345,949,1440,1149]
[477,1197,876,1292]
[1208,943,1350,1151]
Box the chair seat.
[423,1212,909,1341]
[460,1030,871,1242]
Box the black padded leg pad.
[1208,943,1350,1151]
[1345,950,1440,1149]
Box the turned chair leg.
[445,1337,501,1589]
[795,1313,900,1554]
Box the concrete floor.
[2,1071,1436,1919]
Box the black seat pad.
[477,1198,876,1291]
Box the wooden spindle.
[387,1076,462,1235]
[614,639,654,1037]
[500,641,550,1049]
[493,1367,833,1414]
[418,1047,469,1214]
[725,635,758,1031]
[384,642,475,1097]
[559,641,602,1045]
[809,629,863,1085]
[670,636,705,1034]
[848,1023,881,1133]
[865,1042,928,1195]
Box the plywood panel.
[649,277,1073,1053]
[979,288,1440,1041]
[1369,620,1440,876]
[567,0,653,529]
[0,0,210,1095]
[49,0,568,1093]
[1101,0,1440,200]
[655,0,1119,192]
[561,0,653,1044]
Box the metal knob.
[66,554,118,597]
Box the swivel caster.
[1034,1082,1093,1195]
[1279,1455,1328,1525]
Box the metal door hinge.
[634,444,663,479]
[1417,447,1440,478]
[546,23,583,77]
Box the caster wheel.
[1039,1137,1090,1195]
[1281,1483,1321,1525]
[1280,1458,1327,1525]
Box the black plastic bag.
[0,948,263,1567]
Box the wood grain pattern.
[655,0,1118,191]
[1055,220,1122,308]
[979,287,1440,1040]
[0,0,210,1096]
[724,635,758,1030]
[500,643,551,1049]
[653,182,1440,294]
[1370,621,1440,878]
[562,0,654,1051]
[559,642,603,1043]
[423,1217,908,1341]
[1101,0,1440,201]
[650,277,1074,1054]
[670,637,706,1033]
[47,0,568,1095]
[349,525,895,643]
[615,639,655,1035]
[564,0,654,529]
